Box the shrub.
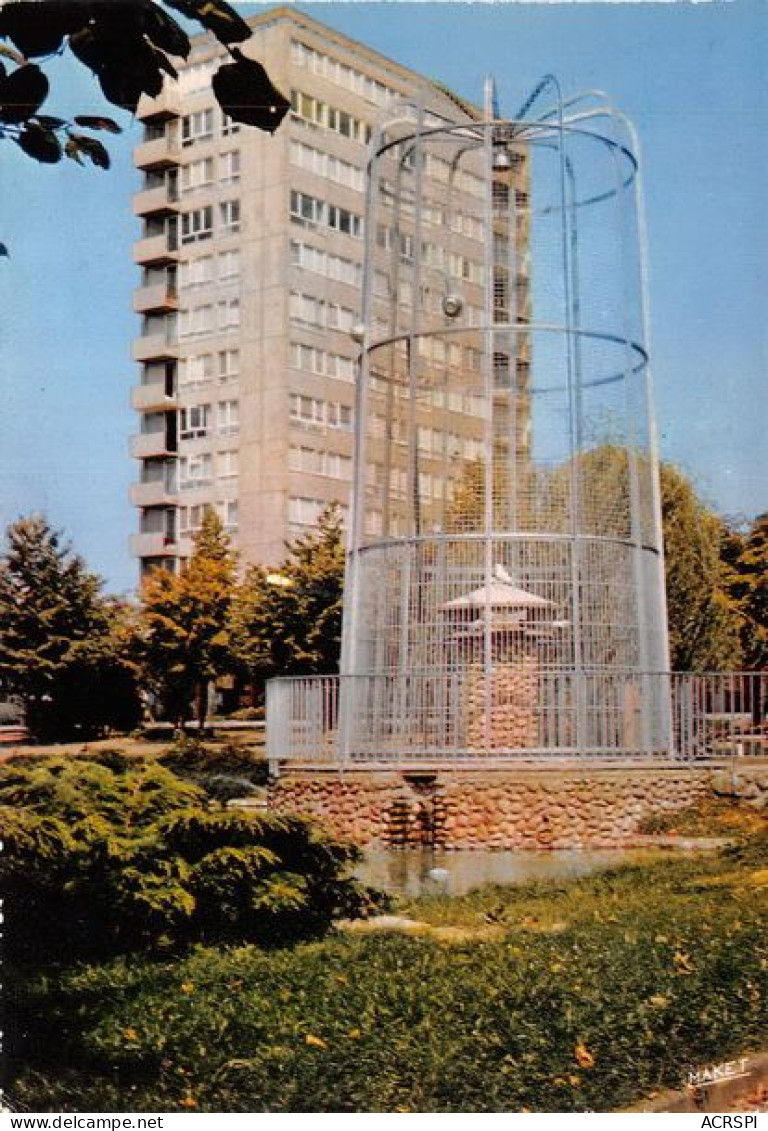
[0,757,366,966]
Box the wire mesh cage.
[339,81,671,759]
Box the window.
[178,304,213,339]
[144,120,165,143]
[288,446,351,479]
[180,504,205,535]
[217,298,240,332]
[218,399,239,435]
[290,88,371,143]
[218,348,239,379]
[219,199,240,235]
[290,190,323,226]
[290,240,361,288]
[220,111,239,137]
[179,404,210,439]
[181,109,213,146]
[289,394,352,431]
[220,500,239,529]
[290,341,355,381]
[179,452,213,489]
[220,150,240,182]
[178,255,213,289]
[180,157,213,192]
[218,249,240,280]
[218,449,238,478]
[179,353,213,387]
[181,206,213,244]
[327,203,362,238]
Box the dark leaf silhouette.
[0,1,89,58]
[0,63,49,124]
[16,122,62,164]
[34,114,68,130]
[73,115,122,134]
[141,4,191,59]
[212,51,289,134]
[164,0,251,46]
[64,136,85,165]
[68,132,110,169]
[0,243,10,258]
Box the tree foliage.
[660,464,742,672]
[444,450,747,672]
[0,0,288,170]
[0,515,141,740]
[139,509,236,729]
[0,754,365,966]
[231,505,346,683]
[721,512,768,670]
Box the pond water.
[356,847,663,898]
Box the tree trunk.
[196,680,208,735]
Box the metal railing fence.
[266,670,767,771]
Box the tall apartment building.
[130,7,528,576]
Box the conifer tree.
[0,515,140,739]
[140,508,236,730]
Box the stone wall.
[268,764,768,850]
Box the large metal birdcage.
[337,79,671,759]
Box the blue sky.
[0,0,766,594]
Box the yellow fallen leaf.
[180,982,194,994]
[123,1028,138,1041]
[180,1096,197,1109]
[673,951,694,974]
[305,1034,327,1049]
[649,994,669,1009]
[574,1040,595,1069]
[348,1028,362,1039]
[569,1075,581,1087]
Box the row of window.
[290,239,361,288]
[291,40,401,108]
[289,291,356,335]
[180,501,238,535]
[180,108,239,145]
[289,139,365,192]
[178,299,239,339]
[367,465,452,503]
[290,341,356,382]
[288,446,352,480]
[290,89,371,145]
[179,250,239,289]
[178,401,239,440]
[289,495,348,528]
[181,201,240,243]
[178,449,238,489]
[180,151,240,192]
[178,349,239,387]
[290,394,352,431]
[289,190,362,238]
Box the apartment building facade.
[130,7,528,576]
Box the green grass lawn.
[8,829,768,1113]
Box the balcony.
[133,184,179,217]
[132,332,178,363]
[137,87,181,122]
[131,431,176,460]
[130,531,180,558]
[133,283,178,314]
[133,233,177,266]
[133,136,180,170]
[131,382,177,412]
[130,480,177,508]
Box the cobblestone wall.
[268,765,768,849]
